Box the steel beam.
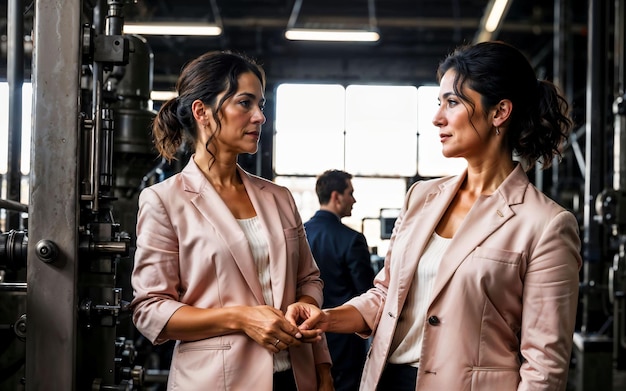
[27,0,82,389]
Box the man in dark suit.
[304,170,375,391]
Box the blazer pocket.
[178,338,231,353]
[471,366,520,390]
[473,246,522,266]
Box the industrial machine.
[0,0,625,390]
[1,0,166,389]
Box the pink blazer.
[131,159,330,391]
[347,164,581,391]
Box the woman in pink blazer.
[287,41,581,391]
[131,51,333,391]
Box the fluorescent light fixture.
[484,0,509,33]
[285,29,380,42]
[474,0,511,43]
[123,22,222,36]
[285,0,379,43]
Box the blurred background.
[0,1,623,390]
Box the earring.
[495,127,501,136]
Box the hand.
[285,302,329,333]
[296,327,323,343]
[239,305,304,352]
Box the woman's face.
[209,71,266,155]
[432,69,496,161]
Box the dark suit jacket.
[304,210,375,370]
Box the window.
[274,84,346,175]
[275,83,466,257]
[274,83,422,177]
[344,85,418,176]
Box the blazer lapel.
[391,174,464,299]
[182,160,266,305]
[430,164,528,305]
[239,168,287,310]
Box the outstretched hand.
[285,302,329,335]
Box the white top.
[237,216,290,372]
[388,232,451,367]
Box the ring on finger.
[273,338,280,347]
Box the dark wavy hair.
[315,170,353,205]
[152,50,265,162]
[436,41,572,170]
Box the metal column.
[27,0,82,389]
[575,0,614,389]
[611,0,626,371]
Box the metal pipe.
[613,0,626,190]
[582,0,611,334]
[286,0,303,29]
[550,0,566,198]
[7,0,24,230]
[368,0,378,30]
[90,2,106,213]
[0,282,27,292]
[0,198,28,213]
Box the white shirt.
[237,216,291,372]
[388,232,451,367]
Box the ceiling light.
[285,28,380,42]
[123,22,222,36]
[285,0,379,43]
[474,0,512,43]
[485,0,510,32]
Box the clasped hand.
[243,305,322,352]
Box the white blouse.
[237,216,291,372]
[388,232,451,367]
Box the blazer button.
[428,316,440,325]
